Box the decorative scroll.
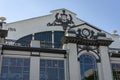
[77,45,100,62]
[47,10,75,30]
[76,28,97,39]
[77,45,99,54]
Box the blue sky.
[0,0,120,35]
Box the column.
[0,45,2,74]
[97,62,103,80]
[67,43,80,80]
[30,56,40,80]
[99,46,113,80]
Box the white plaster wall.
[3,50,31,56]
[40,53,64,58]
[3,8,120,49]
[4,9,84,40]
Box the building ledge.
[111,53,120,58]
[2,45,66,54]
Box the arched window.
[16,31,64,48]
[15,34,32,46]
[80,54,98,80]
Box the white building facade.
[0,8,120,80]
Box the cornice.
[2,45,66,54]
[62,36,113,46]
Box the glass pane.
[111,63,120,80]
[0,58,30,80]
[34,31,52,48]
[59,69,65,80]
[9,67,22,73]
[47,68,58,80]
[40,68,46,80]
[53,60,58,67]
[24,59,30,66]
[17,58,24,66]
[40,59,46,68]
[1,66,8,73]
[23,67,30,72]
[59,60,64,68]
[16,34,32,46]
[54,31,64,48]
[10,58,17,66]
[2,58,9,66]
[46,60,52,67]
[80,54,98,80]
[40,59,64,80]
[23,73,29,80]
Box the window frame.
[39,57,65,80]
[79,54,99,80]
[0,56,30,80]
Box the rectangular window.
[40,59,65,80]
[0,57,30,80]
[111,63,120,80]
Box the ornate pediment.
[47,10,75,31]
[62,28,113,46]
[76,28,97,39]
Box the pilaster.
[30,56,40,80]
[67,43,80,80]
[97,62,103,80]
[63,30,80,80]
[99,46,113,80]
[0,45,2,74]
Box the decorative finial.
[112,30,117,34]
[0,17,6,22]
[0,17,6,29]
[62,10,65,14]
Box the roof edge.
[50,8,77,15]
